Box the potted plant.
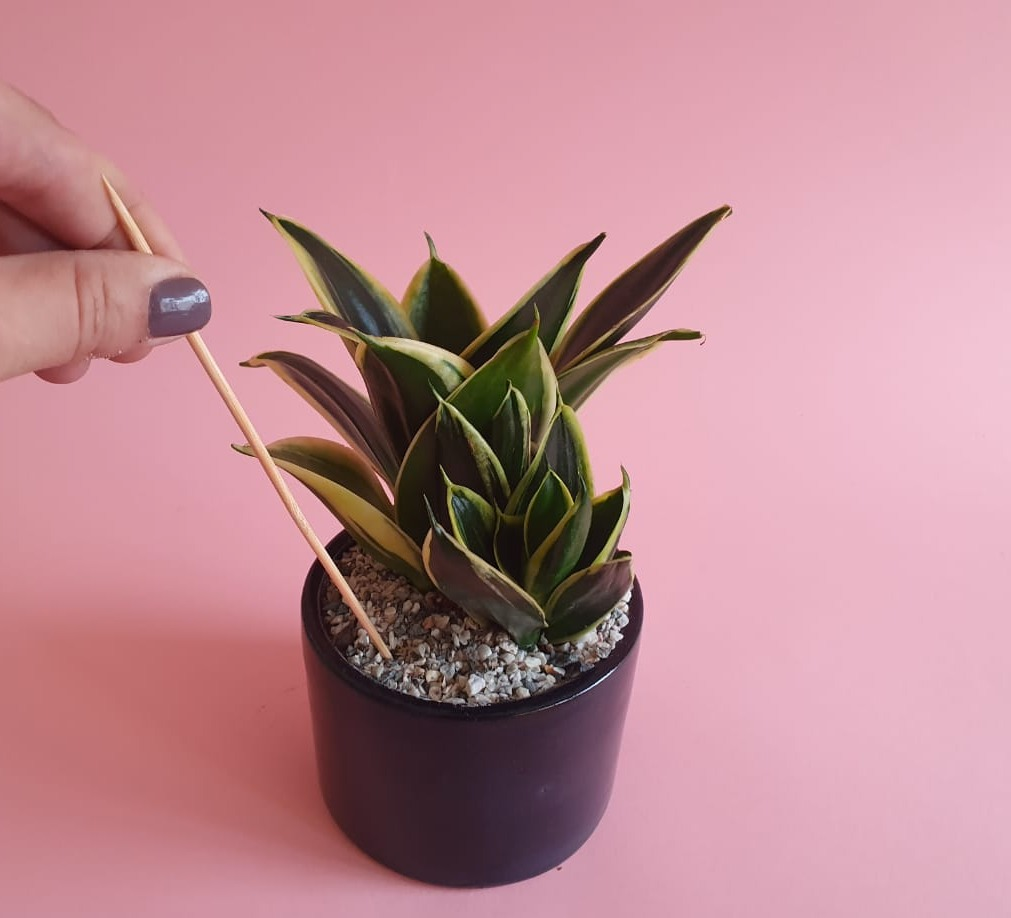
[236,203,731,886]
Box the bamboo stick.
[103,176,392,660]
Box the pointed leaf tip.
[424,232,438,260]
[554,206,730,369]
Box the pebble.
[465,674,487,697]
[324,546,631,708]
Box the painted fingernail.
[149,277,212,338]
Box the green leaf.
[354,345,412,460]
[558,328,703,409]
[239,350,399,484]
[423,514,547,645]
[524,483,592,604]
[543,551,634,643]
[494,511,526,582]
[276,309,358,339]
[462,233,605,366]
[394,324,557,543]
[403,233,486,353]
[444,475,496,562]
[452,322,557,437]
[232,437,428,587]
[278,311,474,458]
[262,211,416,338]
[523,470,573,555]
[489,383,532,490]
[435,398,509,506]
[542,405,593,497]
[352,333,473,454]
[507,405,593,515]
[554,206,731,370]
[578,468,631,568]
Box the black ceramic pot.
[301,531,644,888]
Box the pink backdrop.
[1,1,1009,915]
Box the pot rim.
[301,531,644,722]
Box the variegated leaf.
[240,350,398,483]
[423,513,547,645]
[523,470,573,556]
[578,468,631,568]
[435,398,509,506]
[278,311,474,457]
[403,233,486,353]
[462,233,605,365]
[490,383,532,490]
[543,551,634,643]
[395,323,557,543]
[443,475,496,562]
[554,206,730,369]
[524,483,592,603]
[232,437,428,587]
[352,333,473,452]
[505,405,592,516]
[494,511,526,583]
[262,211,416,338]
[558,328,703,409]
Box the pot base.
[302,532,644,888]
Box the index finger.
[0,82,187,263]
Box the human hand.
[0,82,211,383]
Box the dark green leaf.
[524,483,592,604]
[240,350,398,483]
[356,346,412,459]
[262,211,416,338]
[494,511,526,583]
[276,309,356,336]
[504,405,591,516]
[403,233,486,353]
[444,476,496,562]
[523,470,573,555]
[353,333,473,454]
[278,312,474,458]
[232,437,428,587]
[435,399,509,506]
[558,328,703,409]
[543,552,634,643]
[423,514,547,645]
[462,233,605,365]
[554,206,730,369]
[395,324,557,543]
[489,383,531,489]
[543,405,593,497]
[578,468,631,568]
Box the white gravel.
[322,546,631,706]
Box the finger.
[0,83,187,262]
[110,342,153,364]
[35,332,154,384]
[36,357,91,384]
[0,201,62,254]
[0,249,211,382]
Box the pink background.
[1,1,1009,914]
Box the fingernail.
[149,277,212,339]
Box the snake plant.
[236,205,730,645]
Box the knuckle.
[71,257,109,357]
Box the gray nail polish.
[149,277,212,338]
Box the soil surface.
[323,545,631,706]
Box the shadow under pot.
[300,530,644,888]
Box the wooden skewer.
[102,176,392,660]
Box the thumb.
[0,249,211,382]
